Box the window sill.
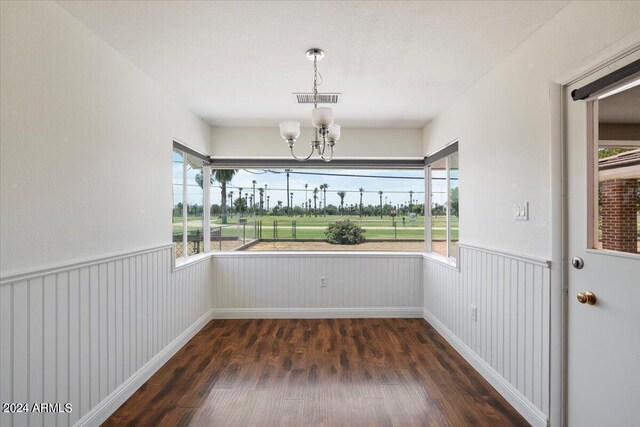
[173,252,213,271]
[423,252,459,270]
[210,251,425,258]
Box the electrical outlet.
[320,277,327,287]
[471,304,477,322]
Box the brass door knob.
[576,291,596,305]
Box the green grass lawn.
[173,214,459,241]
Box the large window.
[172,147,207,260]
[207,168,425,252]
[427,146,459,260]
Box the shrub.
[325,220,366,245]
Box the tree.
[359,188,364,217]
[304,184,309,214]
[237,187,244,215]
[450,187,459,218]
[320,184,328,215]
[378,191,384,218]
[337,191,346,215]
[431,202,446,216]
[252,180,257,212]
[313,187,319,215]
[213,170,237,224]
[197,169,238,224]
[234,197,247,212]
[258,187,264,211]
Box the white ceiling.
[58,1,568,128]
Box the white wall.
[423,1,640,259]
[424,247,551,427]
[0,1,211,275]
[211,126,423,159]
[422,3,640,427]
[0,246,212,427]
[212,253,423,318]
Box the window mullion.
[182,153,188,258]
[445,156,451,258]
[425,165,432,253]
[203,166,211,252]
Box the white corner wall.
[421,2,640,427]
[1,2,214,426]
[211,126,423,159]
[0,0,210,275]
[423,1,640,259]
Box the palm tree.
[266,195,270,212]
[359,188,364,217]
[252,180,257,212]
[313,187,319,216]
[304,183,308,214]
[409,190,414,209]
[378,191,384,219]
[337,191,346,215]
[228,191,234,217]
[285,169,291,214]
[320,184,328,215]
[212,169,237,224]
[238,187,243,215]
[258,187,264,211]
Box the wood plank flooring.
[103,319,529,426]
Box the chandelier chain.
[313,54,318,108]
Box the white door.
[565,51,640,427]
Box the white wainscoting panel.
[212,253,423,318]
[423,244,551,427]
[0,245,212,427]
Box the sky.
[173,152,457,209]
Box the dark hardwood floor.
[104,318,529,426]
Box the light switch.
[514,202,529,221]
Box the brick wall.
[601,178,638,253]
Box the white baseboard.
[212,307,423,319]
[73,309,214,427]
[422,309,548,427]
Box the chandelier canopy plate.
[306,48,325,61]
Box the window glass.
[208,168,424,252]
[172,150,185,259]
[595,85,639,254]
[186,156,204,256]
[449,152,459,258]
[428,148,459,260]
[430,158,447,257]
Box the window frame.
[425,141,459,265]
[173,142,211,265]
[205,163,427,253]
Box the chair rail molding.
[0,245,211,427]
[423,243,551,427]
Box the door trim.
[553,43,640,427]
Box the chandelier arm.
[320,145,334,162]
[290,144,315,162]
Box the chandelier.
[279,48,341,162]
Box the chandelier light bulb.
[311,107,334,129]
[279,121,300,141]
[328,124,341,142]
